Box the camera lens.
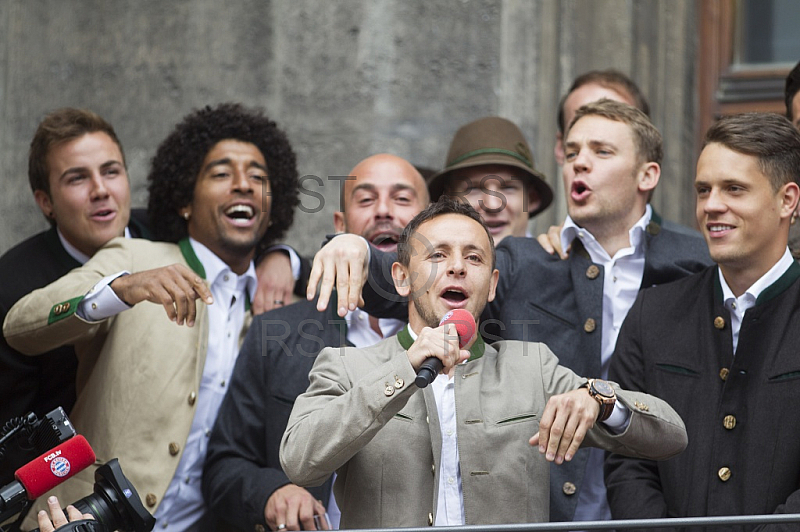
[69,459,154,532]
[71,477,131,531]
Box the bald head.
[334,154,430,252]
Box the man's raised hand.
[110,264,213,326]
[307,234,369,317]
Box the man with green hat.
[427,116,553,244]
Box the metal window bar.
[341,513,800,532]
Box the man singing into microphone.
[280,197,688,528]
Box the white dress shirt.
[559,205,651,525]
[153,239,256,531]
[58,226,132,265]
[719,247,794,353]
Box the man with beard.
[203,154,429,531]
[4,103,300,530]
[279,196,687,528]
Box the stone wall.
[0,0,698,256]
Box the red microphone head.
[15,435,96,499]
[439,309,477,348]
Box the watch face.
[592,379,615,398]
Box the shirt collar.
[718,247,794,304]
[188,237,257,302]
[560,204,652,260]
[58,226,131,265]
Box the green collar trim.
[178,238,251,311]
[757,261,800,305]
[713,261,800,307]
[646,210,662,236]
[179,238,206,279]
[397,324,486,361]
[447,148,532,169]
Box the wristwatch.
[580,378,616,422]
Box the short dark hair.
[29,108,125,197]
[397,195,496,269]
[571,99,663,166]
[147,103,299,250]
[785,60,800,122]
[557,69,650,134]
[704,112,800,191]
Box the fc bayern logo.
[50,457,71,477]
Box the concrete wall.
[0,0,698,256]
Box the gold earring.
[183,212,190,220]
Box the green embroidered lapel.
[179,237,251,311]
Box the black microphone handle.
[415,357,444,388]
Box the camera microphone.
[0,435,95,517]
[415,309,477,388]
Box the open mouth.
[91,209,116,221]
[225,204,256,224]
[369,231,401,251]
[440,288,468,304]
[371,233,398,247]
[571,181,591,201]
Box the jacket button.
[719,368,729,381]
[723,415,736,430]
[646,221,660,235]
[562,481,577,495]
[394,376,404,389]
[432,463,436,474]
[583,318,596,333]
[54,304,63,315]
[714,316,726,330]
[718,467,731,481]
[145,493,157,507]
[384,384,395,397]
[188,391,197,406]
[255,525,265,532]
[62,301,71,312]
[169,442,180,456]
[586,265,600,279]
[428,512,433,526]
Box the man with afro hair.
[5,103,300,531]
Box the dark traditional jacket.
[606,263,800,531]
[202,298,349,532]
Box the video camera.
[0,408,154,532]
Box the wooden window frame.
[697,0,790,154]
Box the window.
[697,0,799,152]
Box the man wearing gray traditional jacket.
[281,197,688,529]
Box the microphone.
[0,435,96,517]
[415,309,477,388]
